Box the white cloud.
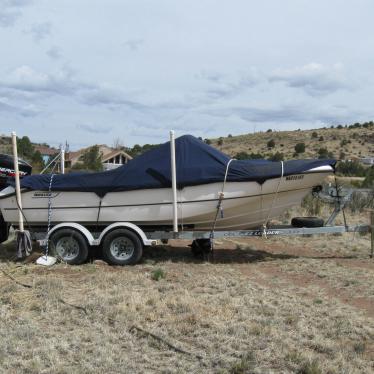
[77,123,112,134]
[46,46,62,60]
[269,63,349,96]
[122,38,144,51]
[0,0,32,27]
[27,22,52,42]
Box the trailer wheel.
[0,214,9,243]
[102,229,143,265]
[191,239,211,257]
[291,217,324,228]
[50,229,89,265]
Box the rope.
[209,159,235,252]
[263,161,284,237]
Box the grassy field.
[0,207,373,373]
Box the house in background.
[34,145,59,164]
[65,144,132,170]
[102,149,133,170]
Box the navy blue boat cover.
[20,135,336,196]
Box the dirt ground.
[0,217,374,373]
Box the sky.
[0,0,373,150]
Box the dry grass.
[213,126,374,160]
[0,209,373,373]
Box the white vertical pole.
[11,132,24,233]
[170,130,178,233]
[60,146,65,174]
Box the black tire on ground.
[291,217,324,228]
[0,214,9,243]
[102,229,143,265]
[191,239,212,257]
[49,229,89,265]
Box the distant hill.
[1,121,373,164]
[209,122,374,161]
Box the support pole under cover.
[12,131,32,258]
[11,132,24,233]
[60,146,65,174]
[170,130,178,233]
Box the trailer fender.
[97,222,156,247]
[46,223,96,245]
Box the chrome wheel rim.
[55,237,80,260]
[110,237,134,261]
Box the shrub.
[228,352,255,374]
[311,131,318,138]
[363,165,374,187]
[218,137,224,146]
[249,152,265,159]
[318,136,324,141]
[267,139,275,148]
[205,139,211,145]
[294,143,306,154]
[235,152,264,160]
[336,160,366,177]
[340,139,348,147]
[302,193,322,216]
[348,191,374,213]
[151,268,166,281]
[268,152,284,161]
[297,359,322,374]
[317,147,334,159]
[235,151,250,160]
[266,129,272,133]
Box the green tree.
[31,150,44,166]
[294,142,305,154]
[17,136,34,159]
[79,145,103,171]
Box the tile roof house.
[65,145,132,170]
[34,145,59,163]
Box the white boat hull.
[0,169,331,230]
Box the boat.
[0,153,32,189]
[0,135,335,231]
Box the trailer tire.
[291,217,324,228]
[0,214,9,244]
[191,239,211,257]
[102,229,143,265]
[50,229,89,265]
